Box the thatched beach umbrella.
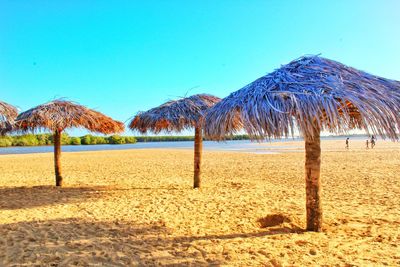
[129,94,221,188]
[15,100,125,186]
[205,56,400,232]
[0,101,18,135]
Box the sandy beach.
[0,139,399,266]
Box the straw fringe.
[205,56,400,141]
[129,94,221,133]
[0,101,18,135]
[15,100,124,134]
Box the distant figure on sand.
[371,135,376,149]
[345,138,349,149]
[366,139,369,149]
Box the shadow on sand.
[0,185,110,210]
[0,218,303,266]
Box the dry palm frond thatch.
[205,56,400,141]
[0,101,18,135]
[129,94,221,188]
[129,94,221,134]
[15,99,125,187]
[16,100,124,134]
[204,55,400,232]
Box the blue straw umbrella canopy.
[0,101,18,135]
[204,56,400,231]
[129,94,221,188]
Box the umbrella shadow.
[0,218,303,266]
[0,185,110,210]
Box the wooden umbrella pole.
[193,126,203,188]
[305,126,322,231]
[54,129,63,187]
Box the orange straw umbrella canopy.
[15,100,125,186]
[204,56,400,232]
[129,94,221,188]
[0,101,18,135]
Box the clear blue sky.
[1,0,400,136]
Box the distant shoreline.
[0,135,380,155]
[0,133,375,149]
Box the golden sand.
[0,140,399,266]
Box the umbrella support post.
[305,128,322,232]
[54,130,63,187]
[193,126,202,189]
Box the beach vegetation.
[12,134,40,146]
[0,133,248,147]
[70,137,81,145]
[0,136,13,147]
[107,135,126,144]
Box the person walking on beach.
[366,139,369,149]
[371,135,376,149]
[345,138,349,149]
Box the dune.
[0,140,399,266]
